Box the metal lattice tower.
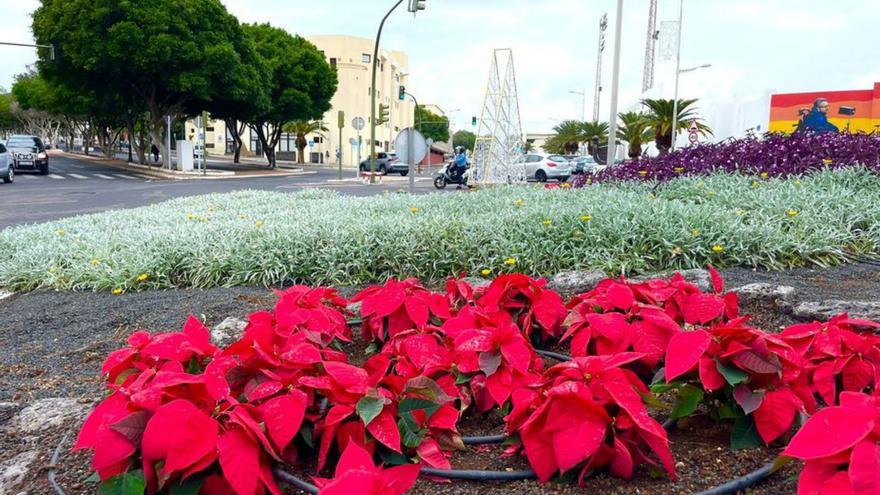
[592,14,608,123]
[472,49,525,185]
[642,0,659,93]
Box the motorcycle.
[433,161,469,190]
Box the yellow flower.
[822,158,833,166]
[514,199,524,206]
[734,208,745,216]
[239,214,247,220]
[90,258,100,266]
[706,191,715,198]
[586,177,593,185]
[504,258,517,266]
[760,172,769,179]
[409,207,419,214]
[674,167,684,173]
[638,170,648,177]
[208,207,215,213]
[751,181,760,188]
[692,229,700,237]
[580,214,593,222]
[712,245,724,253]
[187,213,195,220]
[560,183,571,189]
[112,288,124,295]
[794,180,802,187]
[199,216,207,223]
[255,220,265,228]
[786,209,799,218]
[480,268,492,276]
[542,219,553,226]
[56,229,65,237]
[48,267,57,274]
[137,273,149,282]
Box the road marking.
[68,173,89,179]
[95,174,116,180]
[112,174,137,180]
[48,174,65,179]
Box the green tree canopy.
[0,92,14,133]
[283,120,328,164]
[616,111,653,159]
[244,23,337,167]
[453,130,476,151]
[547,120,584,154]
[641,98,712,154]
[33,0,260,160]
[414,106,449,143]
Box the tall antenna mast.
[592,13,608,123]
[642,0,659,93]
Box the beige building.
[186,34,415,167]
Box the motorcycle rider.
[451,146,468,183]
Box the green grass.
[1,168,879,292]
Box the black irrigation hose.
[272,467,319,495]
[535,349,572,362]
[47,431,69,495]
[462,434,507,445]
[692,461,776,495]
[420,466,537,481]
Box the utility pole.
[671,0,684,151]
[592,13,608,123]
[642,0,658,93]
[165,115,172,170]
[606,0,623,166]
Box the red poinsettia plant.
[504,353,675,484]
[782,391,880,495]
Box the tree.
[284,120,328,164]
[10,71,66,148]
[33,0,259,166]
[0,92,15,137]
[616,112,653,159]
[641,98,712,154]
[414,106,449,144]
[581,121,609,155]
[244,23,337,168]
[547,120,584,154]
[453,130,476,151]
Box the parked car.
[571,156,603,174]
[6,135,49,175]
[518,153,572,182]
[359,152,409,176]
[0,143,13,184]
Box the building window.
[330,58,337,67]
[277,133,296,153]
[362,53,371,64]
[206,143,215,149]
[313,136,323,144]
[206,126,214,132]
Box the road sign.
[688,132,699,144]
[425,138,434,147]
[337,110,345,128]
[308,140,315,148]
[394,128,428,165]
[688,120,699,133]
[352,117,365,131]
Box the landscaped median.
[2,168,880,292]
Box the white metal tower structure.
[642,0,658,93]
[472,49,525,185]
[592,14,608,123]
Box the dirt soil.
[3,263,878,494]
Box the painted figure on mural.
[801,98,839,134]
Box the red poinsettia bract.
[314,442,420,495]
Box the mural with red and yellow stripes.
[769,82,880,133]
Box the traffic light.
[398,86,406,100]
[378,104,390,124]
[408,0,426,13]
[471,116,477,126]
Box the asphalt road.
[0,154,453,230]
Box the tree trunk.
[225,119,244,163]
[83,121,91,156]
[126,115,135,163]
[253,123,278,168]
[297,144,307,164]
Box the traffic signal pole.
[369,0,406,184]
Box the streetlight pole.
[670,0,684,151]
[369,0,407,184]
[606,0,624,166]
[569,90,586,122]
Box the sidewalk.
[55,150,312,180]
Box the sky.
[1,0,879,134]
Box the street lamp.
[569,91,586,122]
[671,61,711,151]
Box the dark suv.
[6,135,49,174]
[359,152,409,176]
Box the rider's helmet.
[456,146,464,154]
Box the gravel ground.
[3,262,878,494]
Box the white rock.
[733,283,797,306]
[0,451,39,495]
[547,271,608,296]
[794,300,880,322]
[6,398,88,435]
[211,317,248,347]
[0,291,12,301]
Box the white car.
[0,143,12,184]
[519,153,572,182]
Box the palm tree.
[284,120,328,164]
[581,121,609,155]
[641,98,712,154]
[549,120,584,154]
[616,112,653,159]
